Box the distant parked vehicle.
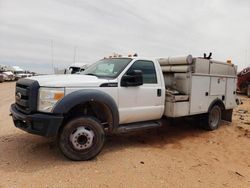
[54,63,89,75]
[11,66,32,80]
[68,63,88,74]
[55,63,89,74]
[2,71,15,81]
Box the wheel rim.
[209,107,220,128]
[69,126,95,150]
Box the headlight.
[38,87,65,112]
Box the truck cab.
[10,55,238,160]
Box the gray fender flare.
[208,98,225,113]
[53,89,119,131]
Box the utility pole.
[73,46,77,64]
[51,40,54,74]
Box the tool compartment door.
[210,77,226,96]
[190,76,210,114]
[225,78,237,109]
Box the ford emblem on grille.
[16,92,22,100]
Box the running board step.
[117,121,162,133]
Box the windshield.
[82,58,132,78]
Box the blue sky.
[0,0,249,73]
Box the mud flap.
[222,109,233,122]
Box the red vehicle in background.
[237,66,250,97]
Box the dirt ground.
[0,82,250,188]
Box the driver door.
[118,60,164,124]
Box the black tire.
[203,105,221,131]
[247,85,250,97]
[58,116,105,161]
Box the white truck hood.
[17,73,32,76]
[28,74,111,87]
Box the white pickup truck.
[11,66,33,80]
[10,55,238,160]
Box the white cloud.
[0,0,249,73]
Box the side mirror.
[121,70,143,87]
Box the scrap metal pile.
[237,66,250,96]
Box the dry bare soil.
[0,82,250,188]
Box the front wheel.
[58,117,105,161]
[203,105,221,131]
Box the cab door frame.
[117,58,165,124]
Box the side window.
[127,60,157,84]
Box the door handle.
[157,89,161,97]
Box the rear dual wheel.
[203,105,221,131]
[58,117,105,161]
